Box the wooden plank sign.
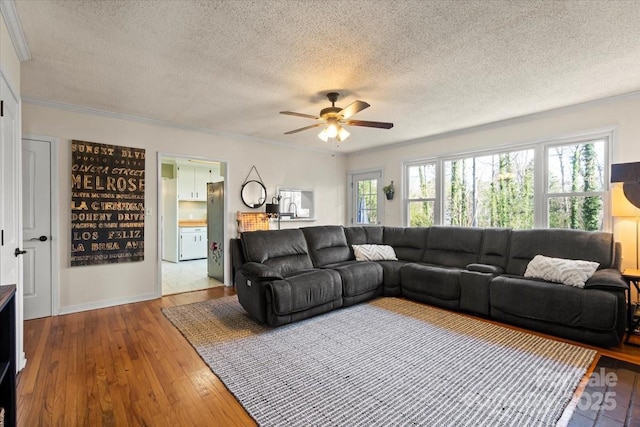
[70,140,145,266]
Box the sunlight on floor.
[162,259,224,295]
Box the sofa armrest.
[239,262,283,280]
[583,269,628,292]
[466,263,504,275]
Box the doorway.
[22,135,59,319]
[157,154,228,295]
[348,170,384,225]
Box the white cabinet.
[177,166,212,201]
[179,227,207,260]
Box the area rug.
[162,296,596,426]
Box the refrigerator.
[207,181,225,281]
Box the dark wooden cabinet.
[0,285,16,427]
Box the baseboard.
[57,292,159,315]
[19,352,26,371]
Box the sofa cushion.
[524,255,599,288]
[383,227,429,262]
[353,244,398,261]
[378,260,409,290]
[302,226,352,267]
[332,261,383,299]
[400,263,462,301]
[344,226,384,246]
[506,229,615,276]
[422,226,483,268]
[241,229,314,276]
[267,269,342,315]
[479,228,511,268]
[490,275,619,331]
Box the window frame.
[400,127,614,232]
[441,146,536,228]
[404,159,440,226]
[541,131,612,230]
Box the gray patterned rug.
[162,296,596,427]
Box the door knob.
[30,235,48,242]
[15,248,27,257]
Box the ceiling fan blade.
[339,100,370,119]
[280,111,320,120]
[284,123,325,134]
[344,119,394,129]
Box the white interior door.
[0,75,20,286]
[22,138,52,319]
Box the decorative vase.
[385,191,394,200]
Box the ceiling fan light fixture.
[337,126,350,142]
[326,119,339,138]
[282,92,393,144]
[318,128,329,142]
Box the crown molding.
[350,89,640,157]
[0,0,31,61]
[22,97,345,157]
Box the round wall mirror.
[241,180,267,208]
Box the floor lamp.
[612,183,640,271]
[611,162,640,272]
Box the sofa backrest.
[344,226,384,246]
[383,227,429,262]
[505,229,616,276]
[241,229,314,276]
[344,226,384,259]
[422,226,483,268]
[302,226,351,267]
[479,228,512,268]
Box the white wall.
[347,93,640,270]
[22,102,347,313]
[0,11,20,90]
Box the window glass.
[406,163,436,226]
[443,149,534,228]
[546,140,606,231]
[356,178,378,225]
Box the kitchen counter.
[178,220,207,227]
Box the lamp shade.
[265,203,279,214]
[611,161,640,183]
[612,183,640,217]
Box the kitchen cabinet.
[179,227,208,260]
[177,166,212,201]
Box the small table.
[624,269,640,344]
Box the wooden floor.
[16,288,640,426]
[17,287,255,427]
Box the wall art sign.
[70,140,145,266]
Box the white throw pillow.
[524,255,599,288]
[353,244,398,261]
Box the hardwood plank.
[20,286,639,426]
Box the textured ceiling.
[13,0,640,153]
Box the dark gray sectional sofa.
[235,225,627,347]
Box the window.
[443,149,534,228]
[350,171,382,225]
[402,130,611,231]
[406,162,437,226]
[278,188,315,220]
[545,139,606,231]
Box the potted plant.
[383,181,395,200]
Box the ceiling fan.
[280,92,393,143]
